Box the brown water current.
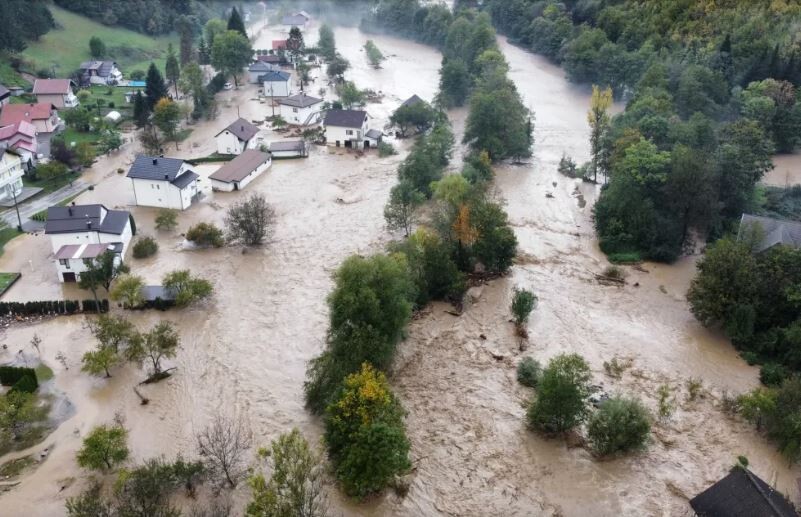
[0,22,798,517]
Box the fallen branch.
[595,274,626,285]
[133,386,149,405]
[139,367,177,385]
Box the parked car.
[223,82,233,90]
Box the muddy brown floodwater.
[0,20,799,517]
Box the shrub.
[526,353,591,434]
[163,270,213,307]
[511,288,537,326]
[10,374,38,393]
[155,209,178,231]
[587,396,651,456]
[225,194,275,246]
[324,363,410,498]
[132,236,158,259]
[516,357,541,388]
[378,141,397,157]
[0,366,37,386]
[186,222,224,248]
[603,265,625,280]
[77,424,129,471]
[760,363,789,387]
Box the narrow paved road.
[1,180,90,230]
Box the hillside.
[20,6,178,79]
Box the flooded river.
[0,18,799,517]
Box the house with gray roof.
[278,93,322,125]
[323,109,376,149]
[215,118,261,155]
[260,70,292,97]
[78,61,122,86]
[248,61,278,84]
[738,214,801,253]
[690,467,798,517]
[209,149,271,192]
[45,203,134,282]
[126,155,199,210]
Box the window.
[346,130,353,135]
[59,259,70,269]
[293,108,298,113]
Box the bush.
[162,270,213,307]
[587,396,651,456]
[186,222,224,248]
[602,265,625,280]
[155,209,178,231]
[511,288,537,326]
[517,357,541,388]
[378,141,397,157]
[11,374,38,393]
[760,363,789,387]
[0,366,37,387]
[527,353,591,434]
[132,236,158,259]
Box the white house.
[126,155,199,210]
[209,149,271,192]
[281,11,311,29]
[323,109,372,148]
[32,79,79,109]
[268,140,309,159]
[261,71,292,98]
[278,93,323,125]
[78,61,123,86]
[54,242,124,283]
[215,118,260,155]
[0,149,24,203]
[248,61,277,84]
[45,203,133,282]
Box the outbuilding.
[261,71,292,98]
[690,467,798,517]
[126,155,199,210]
[215,118,260,155]
[268,140,309,159]
[277,93,323,125]
[209,149,271,192]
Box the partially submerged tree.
[76,423,129,471]
[0,391,42,442]
[163,270,213,307]
[80,251,130,307]
[165,43,181,97]
[318,25,336,61]
[527,353,592,434]
[364,40,384,68]
[587,85,612,182]
[390,99,436,137]
[196,414,252,488]
[145,62,168,110]
[384,180,424,237]
[511,288,537,330]
[246,428,328,517]
[224,193,275,247]
[155,209,179,231]
[186,222,224,248]
[211,30,253,87]
[126,321,180,376]
[153,97,182,150]
[587,396,651,456]
[111,274,146,309]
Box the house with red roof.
[0,121,39,169]
[32,79,78,108]
[0,103,62,136]
[272,39,288,51]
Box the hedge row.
[11,374,38,393]
[0,299,108,316]
[0,365,36,386]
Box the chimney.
[86,220,92,229]
[71,201,76,206]
[152,158,158,165]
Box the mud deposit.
[0,21,798,517]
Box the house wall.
[0,152,24,202]
[279,103,319,125]
[325,122,367,147]
[37,93,66,109]
[131,177,194,210]
[49,222,133,256]
[263,80,290,98]
[271,149,303,159]
[56,251,123,282]
[216,131,246,155]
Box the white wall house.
[78,61,123,86]
[32,79,79,109]
[323,109,371,149]
[261,71,291,98]
[215,118,260,155]
[209,149,271,192]
[0,149,24,203]
[127,155,199,210]
[45,204,133,282]
[248,62,277,84]
[278,93,322,125]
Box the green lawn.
[0,272,20,293]
[21,6,178,79]
[62,127,101,146]
[0,60,29,88]
[24,171,80,195]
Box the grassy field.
[0,272,20,295]
[24,170,80,195]
[21,6,178,79]
[0,228,22,255]
[0,60,29,88]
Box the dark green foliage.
[0,366,37,387]
[145,63,168,110]
[227,7,247,37]
[760,363,789,387]
[0,0,54,52]
[0,300,82,316]
[132,236,158,259]
[11,375,38,394]
[133,92,149,128]
[89,36,106,58]
[389,230,465,306]
[318,25,337,61]
[516,357,541,388]
[587,397,651,456]
[53,0,196,35]
[469,199,518,274]
[438,58,470,108]
[527,354,592,434]
[511,288,537,326]
[397,118,453,196]
[186,222,224,248]
[390,99,437,137]
[82,299,110,313]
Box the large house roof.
[260,70,291,82]
[278,93,322,108]
[257,54,281,64]
[79,61,117,77]
[0,103,56,126]
[209,149,270,183]
[324,109,367,129]
[45,204,130,235]
[401,94,426,108]
[32,79,72,95]
[0,122,37,153]
[127,155,185,181]
[215,118,260,142]
[739,214,801,253]
[690,468,798,517]
[249,61,275,72]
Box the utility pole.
[11,184,22,231]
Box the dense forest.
[478,0,801,262]
[0,0,55,52]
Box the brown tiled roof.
[209,150,271,183]
[32,79,72,95]
[0,103,56,126]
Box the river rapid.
[0,17,799,517]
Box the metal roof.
[215,118,260,142]
[209,149,270,183]
[249,61,275,72]
[366,129,382,139]
[171,170,198,189]
[32,79,73,95]
[45,204,131,235]
[0,84,9,98]
[278,93,322,108]
[323,109,368,129]
[259,71,291,82]
[739,214,801,253]
[269,140,306,152]
[690,468,798,517]
[401,94,426,107]
[127,155,185,181]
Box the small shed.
[209,149,271,192]
[268,140,309,159]
[690,468,798,517]
[365,128,383,147]
[104,111,121,123]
